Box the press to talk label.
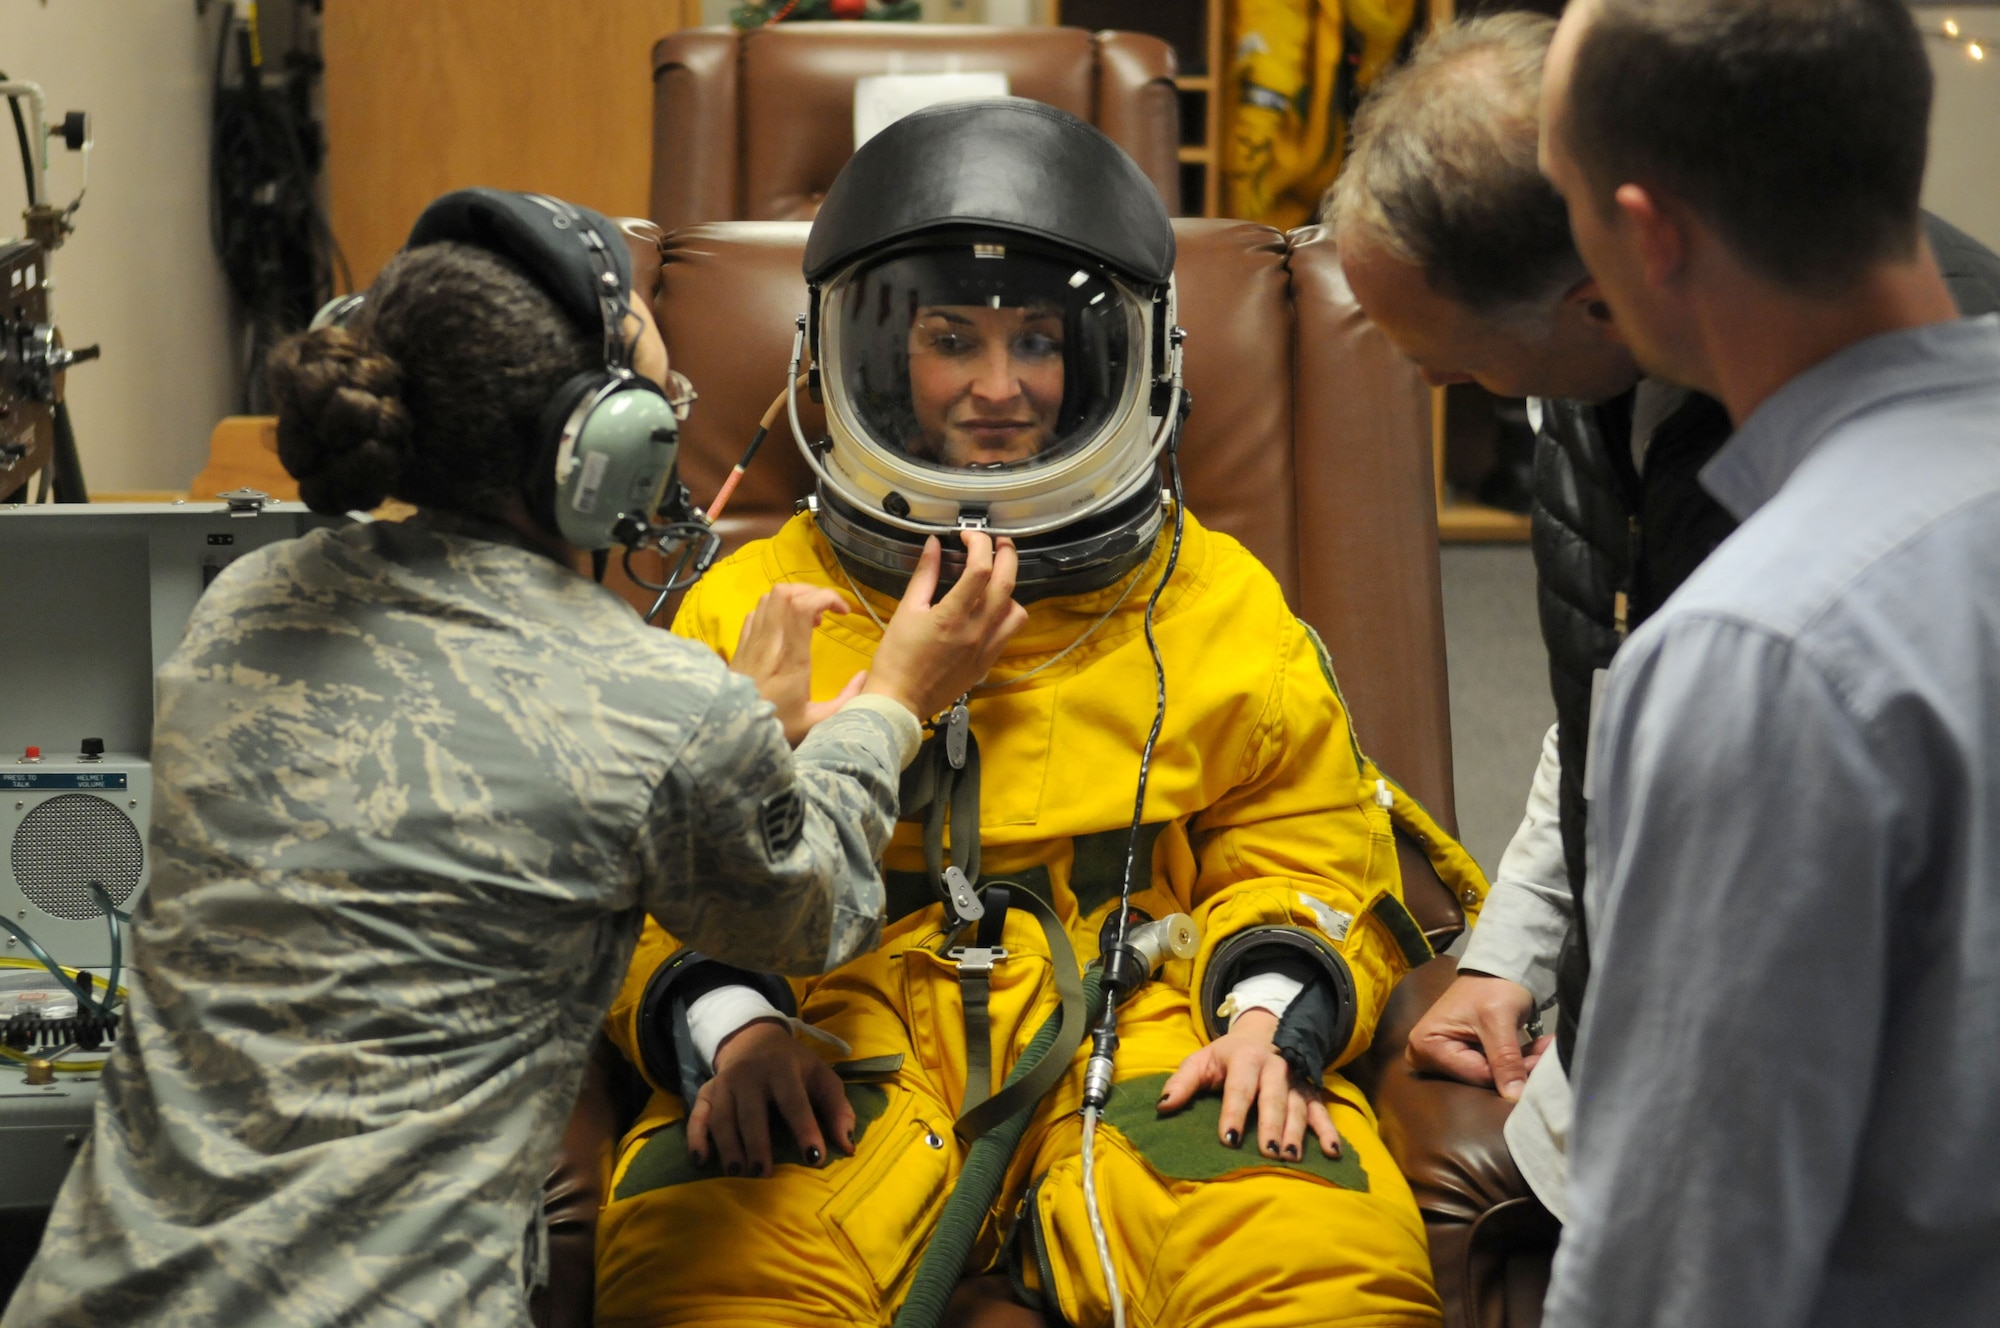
[1,772,129,790]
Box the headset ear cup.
[541,375,683,551]
[527,371,611,540]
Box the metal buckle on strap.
[948,946,1008,976]
[942,865,985,923]
[944,699,970,770]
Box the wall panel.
[326,0,700,286]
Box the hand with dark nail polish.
[690,1151,706,1168]
[694,1018,857,1187]
[1285,1144,1299,1159]
[1224,1129,1241,1148]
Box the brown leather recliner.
[648,24,1182,228]
[539,220,1540,1328]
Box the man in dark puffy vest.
[1324,10,2000,1223]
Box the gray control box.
[1,502,339,1213]
[0,500,337,975]
[2,757,152,970]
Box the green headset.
[310,188,699,555]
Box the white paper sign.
[853,71,1012,148]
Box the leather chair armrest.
[532,1034,630,1328]
[1460,1196,1560,1328]
[1353,956,1542,1328]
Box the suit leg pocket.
[822,1082,960,1310]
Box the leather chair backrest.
[645,218,1464,937]
[650,24,1181,228]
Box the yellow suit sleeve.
[1181,614,1431,1066]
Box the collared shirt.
[1544,316,2000,1328]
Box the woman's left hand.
[1156,1007,1341,1162]
[729,584,867,746]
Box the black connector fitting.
[3,1009,120,1053]
[1098,943,1146,1008]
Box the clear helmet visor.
[824,243,1143,476]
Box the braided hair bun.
[263,242,596,522]
[267,326,412,514]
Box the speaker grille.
[12,793,145,921]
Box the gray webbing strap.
[956,948,996,1113]
[952,885,1013,1115]
[952,889,1086,1143]
[925,729,983,922]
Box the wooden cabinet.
[1434,385,1535,541]
[1176,3,1228,217]
[324,1,703,287]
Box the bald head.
[1329,12,1584,324]
[1330,14,1638,402]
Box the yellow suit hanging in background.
[1226,0,1420,229]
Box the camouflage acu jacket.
[4,516,898,1328]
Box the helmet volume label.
[572,450,611,515]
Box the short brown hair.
[1327,13,1585,322]
[1561,0,1931,294]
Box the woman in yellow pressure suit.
[593,101,1486,1328]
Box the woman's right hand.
[729,584,867,746]
[1405,971,1548,1101]
[686,1020,856,1178]
[863,531,1029,720]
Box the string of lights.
[1927,15,1992,63]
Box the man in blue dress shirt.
[1536,2,2000,1326]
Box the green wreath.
[731,0,924,27]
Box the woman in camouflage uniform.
[3,192,1023,1328]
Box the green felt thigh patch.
[612,1083,891,1202]
[1101,1072,1369,1191]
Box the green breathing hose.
[892,968,1105,1328]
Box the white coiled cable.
[1080,1105,1127,1328]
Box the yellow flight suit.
[595,511,1486,1328]
[1225,0,1420,229]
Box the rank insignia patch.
[760,788,805,856]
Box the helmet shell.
[803,99,1175,293]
